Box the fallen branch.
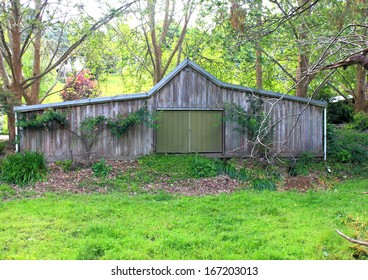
[336,229,368,247]
[362,192,368,194]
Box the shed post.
[15,109,19,153]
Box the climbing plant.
[17,109,68,129]
[224,99,273,157]
[17,106,157,164]
[107,107,157,137]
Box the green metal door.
[156,110,223,153]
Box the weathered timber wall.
[17,65,324,160]
[19,99,154,161]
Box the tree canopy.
[2,0,368,143]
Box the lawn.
[0,179,367,260]
[42,74,134,104]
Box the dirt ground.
[8,160,333,198]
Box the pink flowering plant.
[61,70,101,101]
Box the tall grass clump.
[0,151,47,186]
[189,155,217,178]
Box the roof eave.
[14,92,150,112]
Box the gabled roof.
[14,58,327,113]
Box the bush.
[327,101,354,124]
[60,69,100,101]
[54,160,73,172]
[92,159,112,177]
[214,159,248,180]
[352,112,368,131]
[189,155,217,178]
[0,151,47,186]
[328,126,368,165]
[289,152,315,176]
[252,179,277,191]
[0,141,7,154]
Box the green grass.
[0,179,367,260]
[99,74,127,96]
[42,75,133,105]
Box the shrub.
[92,159,112,177]
[252,179,277,191]
[189,155,217,178]
[327,101,354,124]
[352,112,368,131]
[60,69,100,101]
[289,152,315,176]
[0,151,47,186]
[214,159,248,180]
[0,140,7,154]
[54,160,73,172]
[328,126,368,165]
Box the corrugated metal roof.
[14,58,327,113]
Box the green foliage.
[214,159,248,181]
[0,151,47,186]
[17,107,156,163]
[0,91,20,114]
[224,101,268,140]
[0,140,7,154]
[352,112,368,131]
[328,126,368,165]
[0,184,16,199]
[80,116,107,139]
[1,115,8,134]
[17,109,67,129]
[327,101,354,124]
[289,152,315,176]
[189,155,217,178]
[54,160,73,173]
[107,107,157,138]
[138,154,197,181]
[252,179,277,191]
[223,101,271,158]
[92,159,112,177]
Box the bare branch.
[260,48,296,82]
[20,0,48,58]
[336,229,368,247]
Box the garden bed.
[3,157,335,201]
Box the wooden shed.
[14,58,327,161]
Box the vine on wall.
[17,106,157,163]
[224,99,273,157]
[17,109,68,129]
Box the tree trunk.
[255,0,263,90]
[29,0,43,105]
[296,52,311,97]
[355,65,368,112]
[7,111,16,147]
[255,43,263,89]
[354,0,368,112]
[295,0,312,98]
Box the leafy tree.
[0,0,136,143]
[114,0,199,85]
